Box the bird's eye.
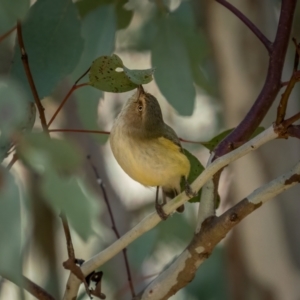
[138,105,143,112]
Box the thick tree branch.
[214,0,297,158]
[137,161,300,299]
[216,0,272,53]
[63,125,278,300]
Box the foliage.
[1,0,295,299]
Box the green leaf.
[70,4,116,143]
[250,126,265,138]
[0,0,29,34]
[10,0,84,99]
[72,4,116,80]
[181,149,204,203]
[89,54,154,92]
[151,17,195,116]
[123,66,155,85]
[171,2,212,93]
[201,127,265,151]
[0,167,23,283]
[41,170,99,240]
[0,78,36,162]
[17,133,82,173]
[76,0,133,30]
[201,129,233,151]
[0,79,32,136]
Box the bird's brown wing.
[161,123,183,152]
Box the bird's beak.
[137,85,144,98]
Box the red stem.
[0,25,17,43]
[47,83,88,127]
[48,129,110,135]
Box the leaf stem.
[48,129,110,135]
[0,25,17,43]
[47,83,88,128]
[216,0,272,53]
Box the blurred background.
[1,0,300,299]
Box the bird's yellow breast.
[110,127,190,191]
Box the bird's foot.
[155,202,169,220]
[185,181,197,198]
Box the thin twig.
[16,21,48,134]
[179,138,203,144]
[74,67,90,85]
[276,39,300,125]
[60,213,75,259]
[0,25,17,43]
[60,213,92,298]
[216,0,272,53]
[282,112,300,128]
[292,38,300,70]
[87,156,136,298]
[287,125,300,139]
[48,129,110,135]
[49,129,206,145]
[47,83,88,127]
[22,276,56,300]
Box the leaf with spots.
[89,54,154,92]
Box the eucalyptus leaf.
[17,133,82,173]
[0,0,29,34]
[0,167,23,284]
[151,17,195,116]
[181,149,204,203]
[123,66,155,85]
[76,0,133,30]
[42,170,99,240]
[89,54,154,92]
[71,4,116,143]
[0,79,31,136]
[10,0,84,99]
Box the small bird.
[110,86,193,219]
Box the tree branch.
[276,40,300,125]
[88,157,136,298]
[22,276,56,300]
[137,160,300,299]
[63,125,278,300]
[216,0,272,53]
[214,0,297,158]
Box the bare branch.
[216,0,272,53]
[88,156,136,298]
[214,0,297,158]
[63,125,278,300]
[276,42,300,125]
[137,161,300,299]
[23,276,56,300]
